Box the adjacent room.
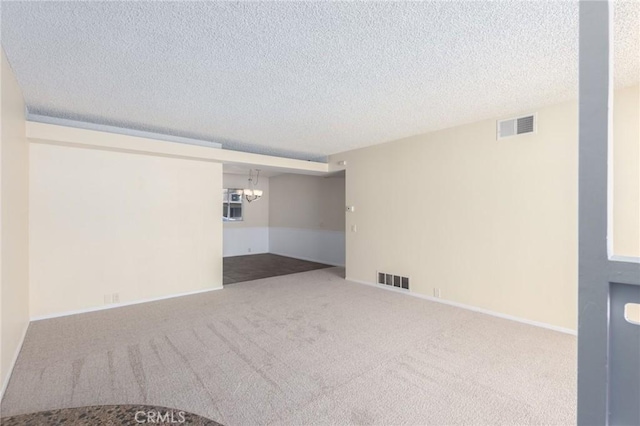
[221,167,345,285]
[1,1,639,425]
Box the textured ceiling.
[2,1,638,161]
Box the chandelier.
[243,169,263,202]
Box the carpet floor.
[1,268,576,425]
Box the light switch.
[351,225,357,232]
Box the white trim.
[270,227,346,236]
[606,0,615,259]
[28,114,223,149]
[1,322,29,398]
[345,277,577,336]
[30,286,223,321]
[269,251,345,267]
[609,254,640,264]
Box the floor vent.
[497,114,536,139]
[377,272,409,290]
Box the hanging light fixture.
[243,169,263,202]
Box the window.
[223,188,243,221]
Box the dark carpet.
[223,253,332,284]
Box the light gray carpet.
[1,268,576,425]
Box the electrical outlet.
[112,293,120,303]
[248,247,252,253]
[351,224,357,232]
[433,288,441,298]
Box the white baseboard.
[270,251,345,267]
[30,286,224,321]
[346,277,577,336]
[1,322,29,399]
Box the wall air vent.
[497,114,536,139]
[377,271,409,290]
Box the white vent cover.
[497,114,536,139]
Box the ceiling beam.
[26,121,329,176]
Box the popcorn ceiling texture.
[1,1,638,161]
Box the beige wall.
[269,173,346,266]
[333,100,579,330]
[28,121,329,174]
[1,50,30,392]
[29,143,223,318]
[269,173,345,232]
[330,85,639,331]
[613,84,640,258]
[223,173,269,228]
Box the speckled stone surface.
[0,405,223,426]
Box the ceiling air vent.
[497,114,536,139]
